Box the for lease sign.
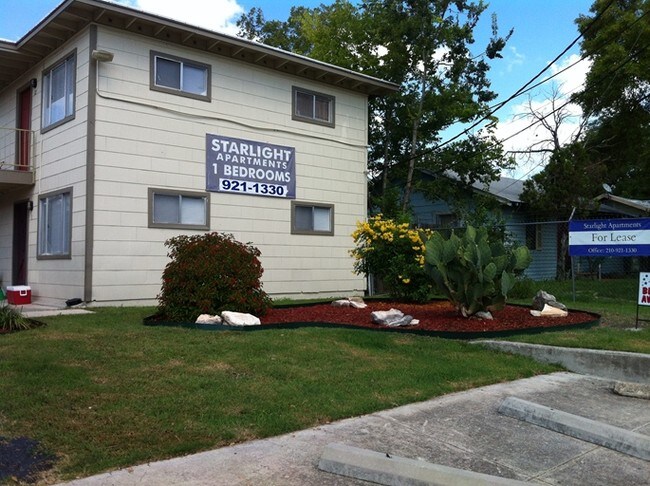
[206,134,296,199]
[568,218,650,257]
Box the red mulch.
[262,301,598,333]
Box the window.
[151,51,211,101]
[42,52,76,131]
[38,189,72,259]
[291,202,334,235]
[526,223,542,250]
[292,87,335,127]
[149,189,210,230]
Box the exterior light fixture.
[91,50,114,62]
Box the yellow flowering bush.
[350,215,433,302]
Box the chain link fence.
[415,213,649,326]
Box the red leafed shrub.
[157,232,271,322]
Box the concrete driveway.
[58,372,650,485]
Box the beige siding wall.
[92,26,367,303]
[0,29,90,304]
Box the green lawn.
[0,307,559,482]
[2,289,649,484]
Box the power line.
[409,0,617,159]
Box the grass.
[2,282,648,483]
[510,277,649,329]
[504,277,650,353]
[0,306,559,483]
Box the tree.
[237,1,514,214]
[574,0,650,198]
[520,143,605,278]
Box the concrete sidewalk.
[58,372,650,485]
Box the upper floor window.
[151,51,211,101]
[42,51,76,131]
[292,87,335,127]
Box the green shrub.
[509,277,537,299]
[425,225,532,317]
[350,215,433,302]
[158,233,271,322]
[0,303,39,332]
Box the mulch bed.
[262,300,598,333]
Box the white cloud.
[112,0,244,36]
[506,46,525,73]
[550,53,591,97]
[495,53,591,178]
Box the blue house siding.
[411,191,559,281]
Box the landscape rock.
[530,304,568,318]
[348,296,368,309]
[331,300,351,307]
[475,311,494,320]
[331,297,368,309]
[195,314,222,324]
[221,311,261,326]
[532,290,567,311]
[371,308,415,327]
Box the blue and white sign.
[569,218,650,257]
[206,134,296,199]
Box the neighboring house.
[594,193,650,218]
[410,170,559,280]
[0,0,397,306]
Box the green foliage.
[574,0,650,198]
[508,277,537,300]
[0,303,38,332]
[237,1,514,212]
[424,225,532,317]
[350,215,433,302]
[158,233,271,322]
[520,143,605,219]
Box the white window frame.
[148,188,210,230]
[37,188,72,259]
[292,86,335,127]
[41,51,76,132]
[150,51,211,102]
[291,201,334,236]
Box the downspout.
[84,24,98,303]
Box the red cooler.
[6,286,32,305]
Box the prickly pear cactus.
[424,225,531,317]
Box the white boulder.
[195,314,222,324]
[530,303,568,318]
[221,311,261,326]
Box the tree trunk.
[401,73,427,212]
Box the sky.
[1,0,595,178]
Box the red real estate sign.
[640,273,650,306]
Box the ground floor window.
[149,188,210,230]
[291,201,334,235]
[38,188,72,258]
[526,223,542,250]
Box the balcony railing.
[0,126,35,192]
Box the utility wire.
[407,0,617,160]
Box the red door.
[17,87,31,170]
